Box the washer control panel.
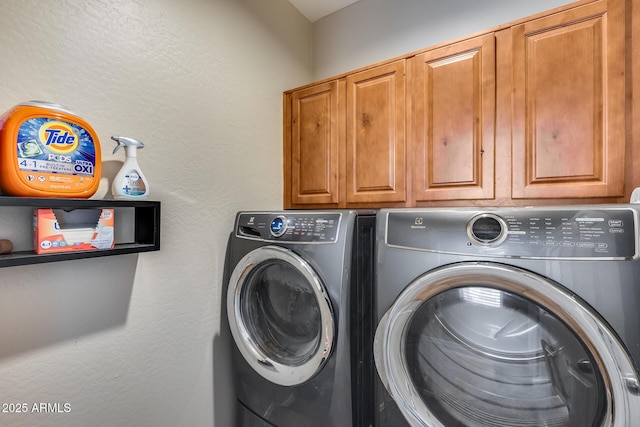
[236,212,341,243]
[386,207,638,259]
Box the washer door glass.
[228,246,334,386]
[374,262,640,427]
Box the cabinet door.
[411,34,496,202]
[511,1,625,199]
[346,61,406,204]
[286,81,341,206]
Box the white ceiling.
[288,0,360,22]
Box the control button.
[269,216,287,237]
[577,242,595,248]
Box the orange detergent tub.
[0,101,101,198]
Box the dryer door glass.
[228,246,335,386]
[374,262,640,427]
[406,287,605,426]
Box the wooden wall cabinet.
[285,61,406,208]
[285,80,341,207]
[284,0,629,209]
[346,61,406,205]
[509,0,625,199]
[411,33,496,202]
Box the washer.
[224,210,375,427]
[373,205,640,426]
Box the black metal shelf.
[0,197,160,268]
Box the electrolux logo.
[411,217,426,229]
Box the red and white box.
[33,208,115,254]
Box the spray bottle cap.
[111,135,145,154]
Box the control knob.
[270,216,287,237]
[467,213,508,246]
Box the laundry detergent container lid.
[0,101,101,198]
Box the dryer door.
[374,262,640,427]
[227,245,334,386]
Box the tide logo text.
[38,121,80,154]
[44,129,76,146]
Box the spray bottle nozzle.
[111,135,145,154]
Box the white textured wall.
[313,0,575,79]
[0,1,311,426]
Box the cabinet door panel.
[412,34,496,201]
[289,81,340,205]
[511,1,625,198]
[346,61,406,204]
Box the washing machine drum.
[374,262,640,427]
[227,245,335,386]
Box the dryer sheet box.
[33,208,115,254]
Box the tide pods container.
[0,101,101,198]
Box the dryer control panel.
[236,212,341,243]
[386,207,638,259]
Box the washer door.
[227,245,335,386]
[374,262,640,427]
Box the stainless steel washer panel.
[225,210,376,427]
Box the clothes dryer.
[374,205,640,426]
[224,211,375,427]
